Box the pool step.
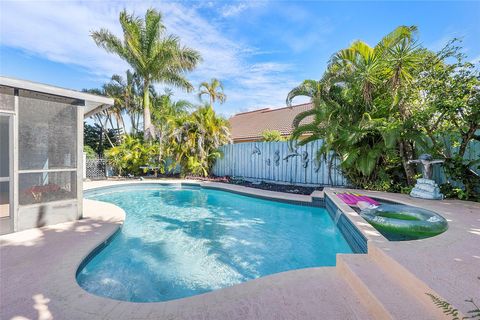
[186,267,377,320]
[337,254,449,320]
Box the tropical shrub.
[106,135,161,176]
[261,129,287,142]
[167,105,231,176]
[83,145,98,159]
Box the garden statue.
[408,154,444,180]
[408,154,445,200]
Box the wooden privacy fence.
[212,141,347,186]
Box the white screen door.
[0,114,13,234]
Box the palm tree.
[105,70,144,135]
[288,26,423,186]
[151,89,192,122]
[83,88,119,149]
[327,25,417,105]
[91,9,201,139]
[170,105,231,176]
[198,78,226,108]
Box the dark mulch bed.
[185,176,323,195]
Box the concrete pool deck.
[1,179,478,319]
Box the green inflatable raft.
[360,204,448,239]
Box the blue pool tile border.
[75,227,122,277]
[85,182,324,207]
[325,195,368,254]
[201,185,324,207]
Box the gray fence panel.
[212,140,346,186]
[213,135,479,187]
[432,136,480,184]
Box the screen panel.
[0,86,14,111]
[18,171,77,205]
[0,182,9,218]
[0,116,9,178]
[18,90,79,170]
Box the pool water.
[77,185,353,302]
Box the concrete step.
[337,254,448,320]
[293,267,375,320]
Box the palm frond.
[286,80,322,106]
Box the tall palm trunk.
[143,79,153,140]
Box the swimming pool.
[77,185,353,302]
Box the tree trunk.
[143,80,154,140]
[399,140,415,185]
[108,116,115,133]
[95,114,104,156]
[104,114,115,148]
[130,113,137,135]
[136,112,141,134]
[458,124,477,157]
[119,114,126,135]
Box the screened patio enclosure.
[0,77,113,235]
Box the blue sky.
[1,1,479,117]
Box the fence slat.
[212,140,347,186]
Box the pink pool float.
[336,193,380,207]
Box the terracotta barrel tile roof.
[229,102,314,142]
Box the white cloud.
[219,2,264,17]
[0,0,129,77]
[428,35,454,52]
[0,0,301,114]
